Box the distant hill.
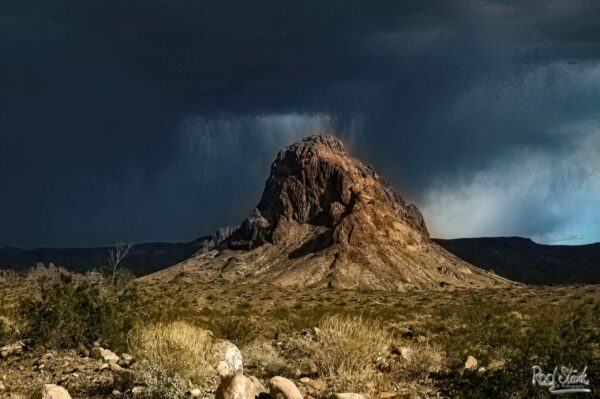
[434,237,600,284]
[0,237,210,277]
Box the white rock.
[33,384,72,399]
[268,376,303,399]
[216,374,256,399]
[131,386,145,397]
[399,347,412,361]
[210,339,243,377]
[464,355,478,370]
[91,347,120,363]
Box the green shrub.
[432,299,600,398]
[207,315,262,346]
[19,273,143,351]
[135,363,189,399]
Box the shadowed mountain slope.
[434,237,600,284]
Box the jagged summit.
[145,134,510,290]
[226,134,426,250]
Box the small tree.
[107,241,132,284]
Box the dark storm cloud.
[2,0,600,246]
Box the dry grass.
[313,314,391,392]
[129,320,214,394]
[397,341,447,378]
[242,339,293,378]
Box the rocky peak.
[226,134,427,249]
[147,134,510,290]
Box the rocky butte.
[145,135,510,290]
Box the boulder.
[268,377,302,399]
[113,368,133,390]
[91,347,119,363]
[250,376,267,396]
[216,374,256,399]
[32,384,71,399]
[464,355,478,371]
[329,394,366,399]
[210,339,243,377]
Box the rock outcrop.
[145,135,510,290]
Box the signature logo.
[532,365,591,394]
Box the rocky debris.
[488,359,506,370]
[32,384,71,399]
[268,376,303,399]
[112,368,133,390]
[117,353,134,368]
[329,394,366,399]
[250,376,268,396]
[26,264,69,280]
[146,134,510,290]
[90,347,119,364]
[0,341,25,359]
[390,346,412,362]
[215,374,257,399]
[0,346,118,397]
[210,339,244,378]
[298,378,326,394]
[131,386,145,397]
[185,388,202,398]
[464,355,478,371]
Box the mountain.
[144,135,509,290]
[434,237,600,284]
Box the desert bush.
[18,273,142,351]
[0,316,17,345]
[135,363,189,399]
[311,314,391,392]
[397,341,446,379]
[129,321,214,398]
[241,339,293,378]
[207,315,262,346]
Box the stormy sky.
[2,0,600,247]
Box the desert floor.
[0,279,598,399]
